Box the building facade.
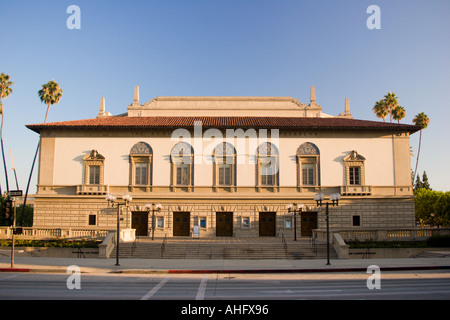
[26,86,420,238]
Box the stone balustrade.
[0,227,110,240]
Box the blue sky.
[0,0,449,193]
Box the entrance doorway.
[216,212,233,236]
[173,212,190,236]
[259,212,276,236]
[132,212,149,236]
[300,212,318,237]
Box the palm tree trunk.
[413,129,422,184]
[1,139,9,193]
[19,108,50,226]
[44,104,50,123]
[19,141,40,226]
[0,101,9,193]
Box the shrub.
[426,234,450,247]
[0,239,100,248]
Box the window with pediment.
[130,142,153,189]
[343,150,366,186]
[297,142,320,188]
[213,142,236,189]
[83,150,105,185]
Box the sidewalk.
[1,256,450,274]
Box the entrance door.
[216,212,233,237]
[301,212,318,237]
[132,212,149,236]
[173,212,190,236]
[259,212,276,236]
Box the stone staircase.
[110,237,337,260]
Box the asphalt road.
[1,271,450,301]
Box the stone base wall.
[32,196,416,238]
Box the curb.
[2,265,450,274]
[1,268,79,274]
[110,265,450,274]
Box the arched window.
[256,142,279,189]
[130,142,153,189]
[213,142,236,189]
[297,142,320,188]
[171,142,194,189]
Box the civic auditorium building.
[26,86,421,238]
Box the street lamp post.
[314,192,340,265]
[105,193,132,266]
[145,203,162,240]
[286,203,305,241]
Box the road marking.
[141,277,169,300]
[196,275,208,300]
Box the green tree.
[414,171,431,191]
[38,80,63,123]
[372,99,388,122]
[0,73,14,193]
[392,105,406,123]
[414,189,450,228]
[421,171,431,190]
[414,174,423,190]
[412,112,430,184]
[384,92,399,123]
[373,92,402,123]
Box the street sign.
[8,190,22,197]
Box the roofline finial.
[134,85,139,102]
[310,86,316,103]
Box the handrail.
[362,246,372,259]
[131,236,139,256]
[160,234,167,258]
[281,232,288,258]
[311,237,317,256]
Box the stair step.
[110,238,337,260]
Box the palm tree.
[372,99,388,122]
[0,73,14,193]
[38,80,63,123]
[412,112,430,184]
[392,105,406,123]
[20,80,63,226]
[384,92,399,123]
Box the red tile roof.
[26,116,421,133]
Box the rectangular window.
[285,217,292,229]
[88,214,96,226]
[261,162,275,186]
[242,217,250,229]
[89,166,100,185]
[349,166,361,185]
[199,217,207,228]
[157,217,164,228]
[352,215,361,227]
[176,164,190,185]
[135,163,148,185]
[218,164,232,185]
[302,163,315,185]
